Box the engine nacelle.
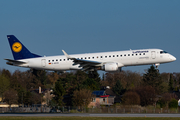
[102,62,118,72]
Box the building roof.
[92,90,106,96]
[92,89,116,97]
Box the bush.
[157,99,166,108]
[168,98,178,109]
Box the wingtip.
[62,50,66,54]
[62,50,71,58]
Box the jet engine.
[102,62,118,72]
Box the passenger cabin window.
[117,55,119,57]
[64,59,65,61]
[120,55,122,57]
[113,55,115,57]
[49,60,50,62]
[132,54,134,56]
[56,59,58,61]
[101,56,103,58]
[105,56,107,58]
[60,59,61,61]
[52,60,54,62]
[128,54,130,56]
[143,53,145,55]
[124,54,126,56]
[109,55,111,57]
[92,57,94,59]
[88,57,90,59]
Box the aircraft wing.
[62,50,102,71]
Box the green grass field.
[0,117,180,120]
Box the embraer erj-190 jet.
[5,35,176,72]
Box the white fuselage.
[16,49,176,71]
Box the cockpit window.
[160,51,168,54]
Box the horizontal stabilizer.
[5,59,27,65]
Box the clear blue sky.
[0,0,180,74]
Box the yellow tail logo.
[12,42,22,52]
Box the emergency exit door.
[41,59,46,67]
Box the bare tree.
[47,72,59,87]
[122,91,140,105]
[135,86,156,106]
[29,92,41,105]
[4,89,18,107]
[105,70,142,90]
[73,89,93,107]
[173,73,180,91]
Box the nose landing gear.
[154,63,160,72]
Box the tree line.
[0,66,179,108]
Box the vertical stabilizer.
[7,35,41,60]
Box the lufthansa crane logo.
[12,42,22,52]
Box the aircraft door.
[41,59,46,67]
[151,51,156,59]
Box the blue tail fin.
[7,35,41,60]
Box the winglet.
[62,50,72,59]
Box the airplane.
[5,35,176,72]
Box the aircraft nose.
[169,55,176,61]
